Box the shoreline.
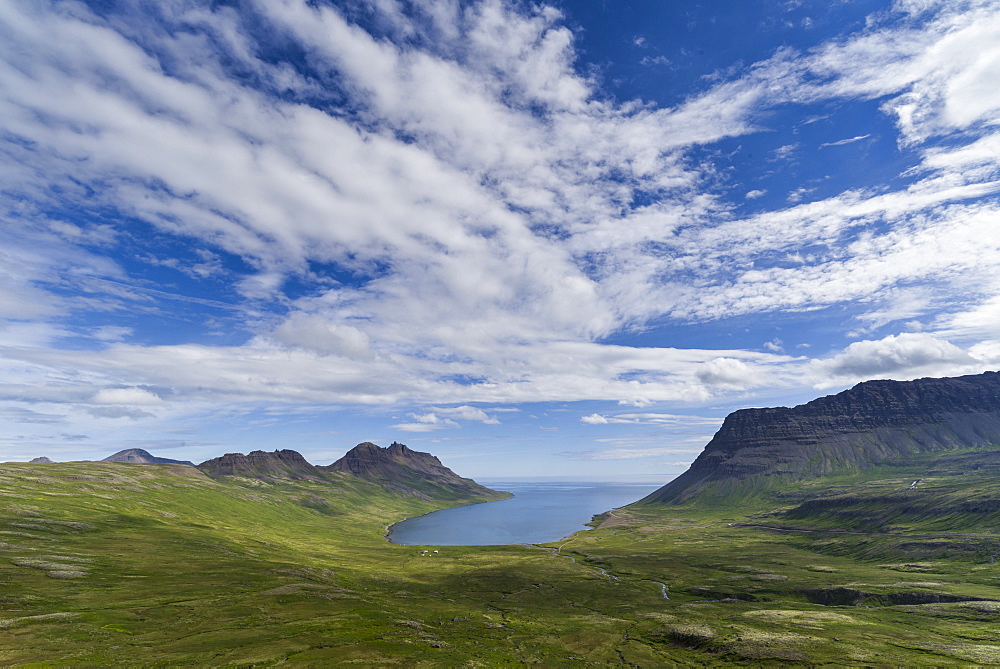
[383,489,514,544]
[383,491,648,547]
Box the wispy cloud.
[820,134,871,148]
[1,0,1000,460]
[556,446,704,461]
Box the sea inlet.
[387,480,661,546]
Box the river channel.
[387,480,660,546]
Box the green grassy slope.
[2,457,999,665]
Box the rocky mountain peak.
[197,449,323,481]
[322,441,495,499]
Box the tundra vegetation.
[1,443,998,665]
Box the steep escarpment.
[321,442,506,500]
[641,371,1000,504]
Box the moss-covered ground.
[1,452,998,665]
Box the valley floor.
[1,457,998,665]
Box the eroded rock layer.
[641,371,1000,504]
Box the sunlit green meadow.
[1,452,998,665]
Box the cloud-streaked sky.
[2,0,1000,479]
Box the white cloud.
[391,412,460,432]
[269,314,374,360]
[819,134,871,148]
[581,412,721,427]
[786,186,815,203]
[772,143,799,160]
[91,387,164,406]
[0,0,999,445]
[641,55,671,67]
[940,294,1000,338]
[558,443,708,460]
[429,405,501,424]
[810,332,986,387]
[696,357,762,388]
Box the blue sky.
[2,0,1000,480]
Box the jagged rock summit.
[29,456,53,463]
[324,442,454,478]
[641,371,1000,505]
[195,443,503,501]
[197,449,324,481]
[103,448,195,466]
[322,442,502,499]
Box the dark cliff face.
[198,449,324,481]
[322,442,496,499]
[642,371,1000,504]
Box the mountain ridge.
[192,442,506,502]
[103,448,195,466]
[640,371,1000,505]
[197,449,325,481]
[321,442,505,500]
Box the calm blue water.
[387,480,661,546]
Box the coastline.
[384,481,657,546]
[384,489,514,544]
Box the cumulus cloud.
[696,358,762,388]
[430,406,501,424]
[810,332,986,387]
[391,412,460,432]
[269,313,374,360]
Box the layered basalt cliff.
[641,371,1000,504]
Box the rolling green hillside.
[2,455,999,665]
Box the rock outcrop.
[196,442,506,502]
[103,448,195,466]
[322,442,504,500]
[641,371,1000,504]
[197,449,324,481]
[29,456,53,463]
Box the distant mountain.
[640,371,1000,505]
[197,449,324,481]
[321,442,505,500]
[103,448,195,466]
[29,456,53,463]
[196,443,506,502]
